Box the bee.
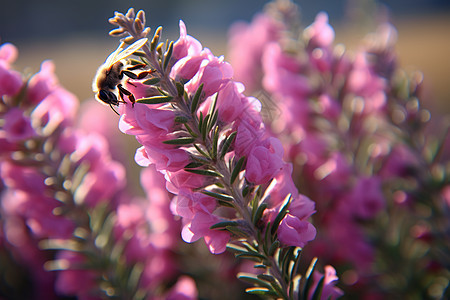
[92,37,152,114]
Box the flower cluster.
[102,7,339,299]
[228,0,449,298]
[0,42,197,299]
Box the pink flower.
[55,251,99,299]
[164,169,208,194]
[234,116,265,157]
[171,190,217,219]
[0,55,22,97]
[348,177,385,219]
[26,60,60,104]
[181,206,231,254]
[172,20,203,61]
[119,103,177,137]
[278,213,316,248]
[184,55,234,97]
[74,160,125,207]
[0,43,18,63]
[228,13,281,91]
[2,108,37,142]
[346,52,387,114]
[262,42,310,98]
[245,137,284,185]
[136,141,191,172]
[289,194,316,220]
[69,132,110,168]
[310,265,343,300]
[0,162,46,194]
[170,48,213,82]
[31,87,79,130]
[304,12,335,48]
[263,163,299,206]
[165,276,198,300]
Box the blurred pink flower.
[2,108,36,142]
[26,60,60,104]
[227,13,281,91]
[304,12,335,48]
[55,251,99,299]
[165,276,198,300]
[348,177,385,219]
[0,44,22,97]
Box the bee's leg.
[126,63,146,71]
[136,70,155,79]
[118,84,136,107]
[121,70,138,79]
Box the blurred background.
[1,0,449,109]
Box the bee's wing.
[106,38,148,67]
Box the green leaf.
[245,287,278,296]
[311,276,324,300]
[193,143,210,159]
[289,247,302,281]
[163,40,174,71]
[252,202,267,225]
[218,200,235,208]
[175,81,185,97]
[211,126,219,160]
[230,156,246,185]
[127,263,145,294]
[220,131,237,159]
[209,220,239,230]
[162,137,195,145]
[201,114,210,141]
[226,244,247,253]
[202,190,235,203]
[184,123,198,138]
[236,250,266,260]
[257,274,277,284]
[184,162,204,169]
[271,194,292,236]
[191,83,204,114]
[226,226,251,238]
[184,168,222,178]
[142,77,160,85]
[254,264,267,269]
[174,116,189,124]
[150,26,162,51]
[301,257,318,300]
[268,240,280,257]
[238,273,273,289]
[136,95,173,104]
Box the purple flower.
[278,213,317,248]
